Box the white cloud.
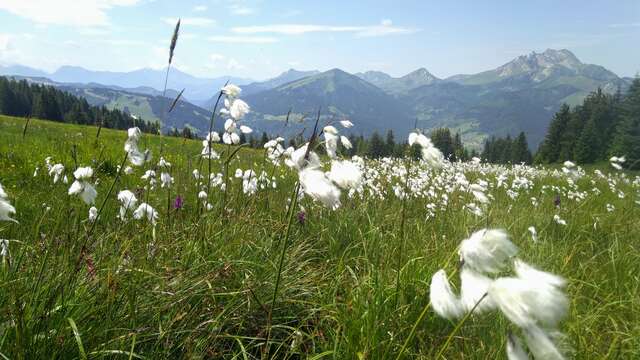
[229,5,255,15]
[231,20,419,37]
[210,53,225,62]
[193,5,207,12]
[0,33,10,52]
[162,17,215,27]
[233,24,361,35]
[101,39,146,46]
[281,9,302,18]
[205,54,245,72]
[608,22,640,28]
[226,58,245,70]
[0,33,28,64]
[207,35,278,44]
[0,0,141,27]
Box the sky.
[0,0,638,81]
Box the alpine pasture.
[0,110,638,359]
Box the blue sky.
[0,0,638,80]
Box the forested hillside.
[0,77,158,133]
[536,78,640,168]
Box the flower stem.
[264,181,300,358]
[434,293,487,359]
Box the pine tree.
[260,132,269,146]
[385,130,395,157]
[430,128,455,160]
[368,132,385,158]
[536,104,570,163]
[610,78,640,169]
[574,118,599,163]
[512,132,532,164]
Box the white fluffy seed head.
[489,275,568,329]
[299,168,341,210]
[460,267,496,314]
[458,229,518,274]
[328,160,362,190]
[429,269,464,321]
[506,333,529,360]
[523,326,566,360]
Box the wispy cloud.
[0,33,11,52]
[207,53,246,71]
[193,5,207,12]
[231,20,419,37]
[0,0,141,27]
[281,9,303,18]
[210,53,225,62]
[608,22,640,28]
[226,0,256,16]
[229,5,255,15]
[208,35,278,44]
[162,17,215,27]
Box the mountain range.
[0,65,252,103]
[1,49,634,148]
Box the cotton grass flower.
[285,143,321,170]
[201,132,221,159]
[133,203,158,225]
[339,120,354,128]
[488,269,568,328]
[327,160,362,190]
[68,167,97,205]
[299,168,341,210]
[48,163,65,183]
[460,267,496,313]
[527,226,538,242]
[522,326,566,360]
[340,135,352,149]
[610,156,625,171]
[429,269,464,320]
[160,172,173,188]
[220,85,251,144]
[221,84,241,98]
[506,333,528,360]
[408,132,444,168]
[553,214,567,226]
[125,127,151,166]
[88,206,98,222]
[117,190,138,220]
[0,183,17,223]
[465,202,483,217]
[323,125,339,159]
[0,239,9,258]
[458,229,517,274]
[230,99,250,120]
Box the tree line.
[234,127,479,161]
[0,77,159,133]
[536,78,640,168]
[481,132,533,165]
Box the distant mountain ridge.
[2,49,634,148]
[199,68,320,109]
[0,64,252,103]
[245,68,413,138]
[356,68,440,94]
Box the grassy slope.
[0,115,639,358]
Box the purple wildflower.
[174,195,184,210]
[296,211,306,225]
